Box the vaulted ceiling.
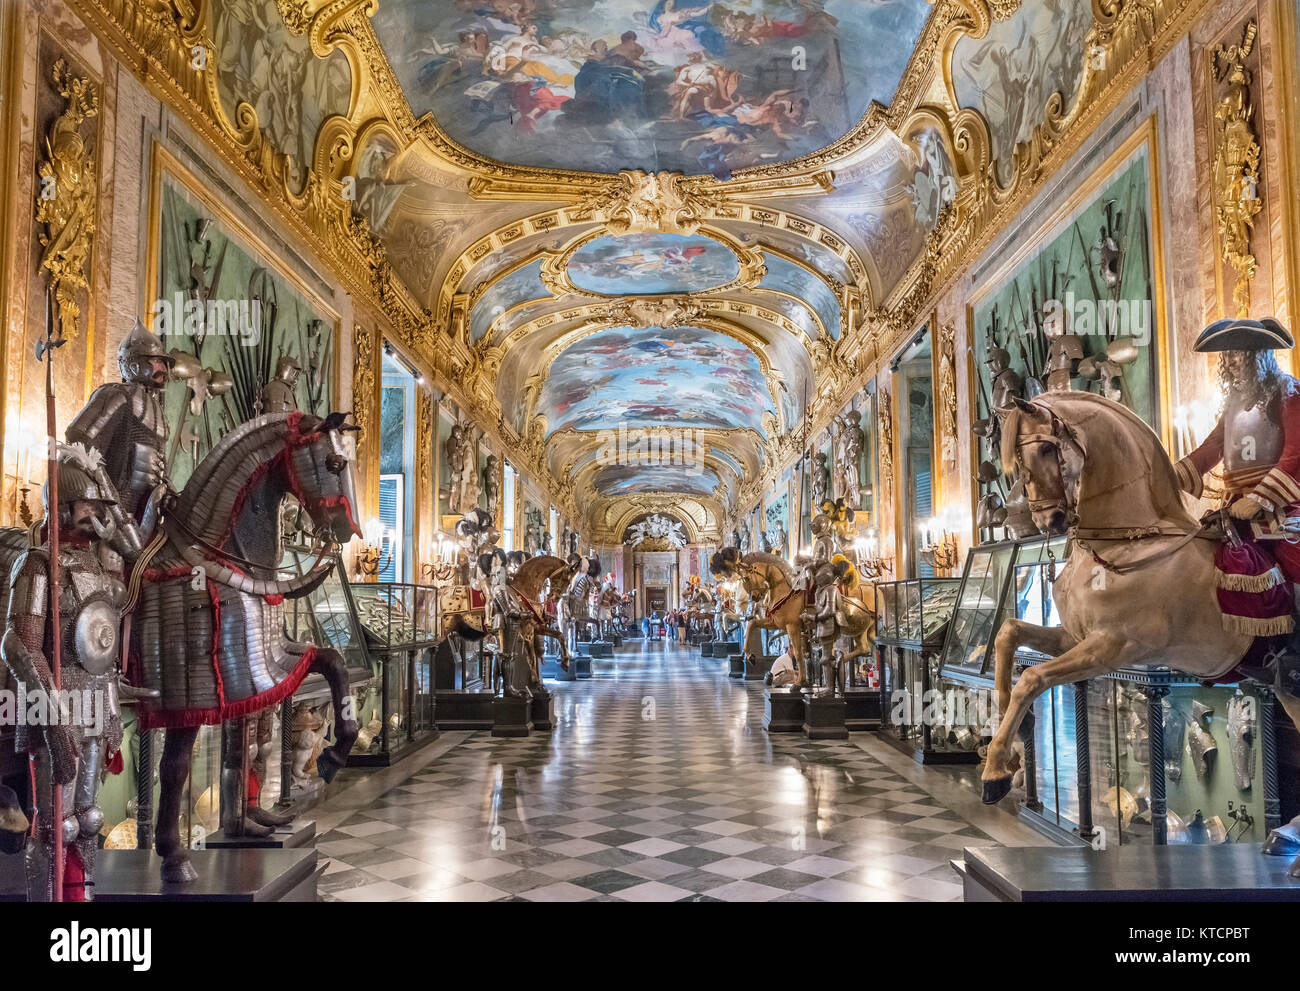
[201,0,1101,542]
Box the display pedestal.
[575,641,591,655]
[589,640,613,658]
[434,690,496,730]
[728,654,745,679]
[843,690,883,731]
[492,696,533,737]
[763,688,804,733]
[803,695,849,739]
[573,655,593,679]
[743,655,776,681]
[531,689,556,731]
[207,817,316,850]
[0,848,323,902]
[700,642,715,657]
[955,844,1300,902]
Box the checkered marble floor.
[313,642,1045,902]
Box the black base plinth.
[843,690,883,731]
[763,688,805,733]
[701,642,715,657]
[206,817,316,850]
[728,654,745,679]
[803,695,849,739]
[0,848,322,902]
[531,690,556,731]
[589,641,613,657]
[743,655,776,681]
[492,696,533,737]
[958,844,1300,902]
[573,656,593,679]
[434,690,496,730]
[575,641,592,656]
[875,727,982,765]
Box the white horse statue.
[989,392,1300,876]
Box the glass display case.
[874,577,966,763]
[1019,665,1282,848]
[935,536,1068,685]
[874,578,960,649]
[347,580,441,763]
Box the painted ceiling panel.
[759,254,840,339]
[568,233,739,294]
[592,463,721,499]
[370,0,933,178]
[470,259,549,341]
[539,325,773,434]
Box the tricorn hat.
[1193,317,1293,353]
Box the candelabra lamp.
[354,517,392,581]
[919,525,960,575]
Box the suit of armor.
[65,321,172,558]
[2,476,125,901]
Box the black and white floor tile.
[311,642,1050,902]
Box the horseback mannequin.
[1,445,129,900]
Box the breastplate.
[1222,397,1283,472]
[58,547,126,677]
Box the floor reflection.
[316,641,1014,901]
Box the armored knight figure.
[986,347,1024,411]
[2,446,129,901]
[811,451,829,511]
[482,454,501,520]
[64,319,172,558]
[260,354,302,413]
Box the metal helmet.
[41,447,117,520]
[118,318,175,385]
[274,354,303,383]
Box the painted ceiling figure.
[65,319,173,559]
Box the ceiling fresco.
[592,463,722,499]
[369,0,934,178]
[567,232,740,295]
[538,325,773,434]
[758,254,840,338]
[470,258,549,340]
[541,326,774,435]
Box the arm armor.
[2,554,78,784]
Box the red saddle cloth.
[1214,538,1294,637]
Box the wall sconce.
[919,516,961,575]
[1173,399,1218,461]
[421,532,459,587]
[355,517,392,581]
[853,528,893,580]
[4,422,40,525]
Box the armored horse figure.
[989,386,1300,877]
[493,555,575,696]
[710,548,808,686]
[132,411,364,883]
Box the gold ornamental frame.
[962,114,1172,536]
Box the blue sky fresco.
[470,258,548,341]
[592,463,721,498]
[759,254,841,339]
[568,233,738,294]
[540,324,772,433]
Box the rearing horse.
[989,392,1300,875]
[133,411,363,883]
[710,548,808,685]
